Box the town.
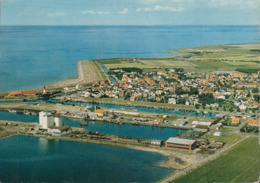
[0,43,259,183]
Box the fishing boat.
[23,110,31,115]
[8,109,17,113]
[79,122,88,126]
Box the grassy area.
[84,97,198,110]
[202,132,242,145]
[0,126,14,139]
[173,136,260,183]
[96,43,260,73]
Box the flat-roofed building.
[150,140,163,147]
[191,121,212,128]
[165,137,196,151]
[48,125,71,134]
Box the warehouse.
[165,137,196,151]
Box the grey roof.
[151,140,162,143]
[166,137,195,145]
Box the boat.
[80,122,88,126]
[8,109,17,113]
[23,110,31,115]
[31,112,38,115]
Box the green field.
[173,136,260,183]
[95,43,260,72]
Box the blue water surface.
[0,25,259,92]
[0,135,172,183]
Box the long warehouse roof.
[166,137,195,145]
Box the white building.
[168,98,176,104]
[150,140,162,146]
[39,111,62,129]
[213,132,222,136]
[239,104,247,110]
[191,121,212,128]
[39,111,54,129]
[54,115,62,127]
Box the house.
[101,79,109,85]
[211,123,223,130]
[95,109,104,117]
[168,98,176,104]
[156,97,161,102]
[213,132,222,136]
[154,118,164,123]
[231,118,240,124]
[165,137,196,151]
[130,96,136,102]
[239,104,247,110]
[157,71,164,75]
[248,119,260,126]
[171,119,187,126]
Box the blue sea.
[0,25,259,92]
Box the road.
[232,121,247,133]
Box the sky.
[1,0,259,25]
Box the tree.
[237,107,240,112]
[199,93,215,105]
[195,104,200,109]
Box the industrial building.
[39,111,64,129]
[39,111,56,129]
[48,125,71,134]
[165,137,196,151]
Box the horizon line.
[1,24,259,26]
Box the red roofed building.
[23,90,38,96]
[8,91,23,97]
[248,119,260,126]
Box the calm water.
[0,25,259,92]
[0,135,172,183]
[65,100,215,117]
[0,111,186,140]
